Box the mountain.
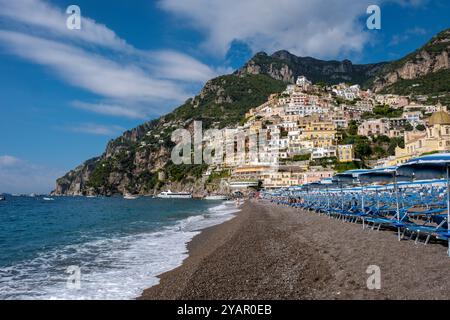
[53,74,286,196]
[53,28,450,196]
[371,28,450,101]
[237,28,450,96]
[236,50,387,86]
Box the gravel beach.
[139,200,450,300]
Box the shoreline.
[138,200,245,300]
[139,200,450,300]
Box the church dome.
[428,111,450,125]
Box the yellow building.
[263,171,303,188]
[394,110,450,164]
[232,165,273,181]
[263,166,308,188]
[297,114,321,130]
[300,121,337,148]
[337,145,355,162]
[249,120,263,132]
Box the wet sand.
[139,200,450,300]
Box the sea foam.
[0,200,240,300]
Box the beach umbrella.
[357,167,410,239]
[319,178,335,212]
[334,169,371,184]
[358,166,410,185]
[333,169,371,218]
[314,180,339,212]
[398,153,450,256]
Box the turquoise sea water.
[0,195,238,299]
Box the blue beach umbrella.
[398,153,450,256]
[358,166,411,236]
[334,169,371,184]
[316,179,341,211]
[332,170,365,215]
[333,169,371,216]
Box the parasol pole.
[394,171,401,241]
[447,165,450,257]
[361,185,365,229]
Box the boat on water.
[156,190,192,199]
[0,195,5,201]
[203,194,229,200]
[123,194,139,200]
[43,197,55,201]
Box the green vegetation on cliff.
[54,28,450,196]
[165,74,286,129]
[241,50,386,86]
[56,73,285,195]
[367,28,450,92]
[380,70,450,105]
[86,160,113,189]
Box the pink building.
[300,170,335,184]
[358,119,389,137]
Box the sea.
[0,195,239,300]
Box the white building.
[332,84,361,101]
[402,111,422,124]
[311,147,337,159]
[296,76,312,90]
[284,84,296,95]
[281,121,298,131]
[285,104,324,117]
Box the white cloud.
[67,123,126,136]
[0,155,21,167]
[0,30,190,102]
[149,51,219,82]
[390,27,427,45]
[72,101,149,120]
[0,0,130,51]
[0,0,224,117]
[0,0,222,82]
[158,0,372,58]
[158,0,427,59]
[0,155,63,194]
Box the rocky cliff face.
[372,29,450,92]
[53,28,450,196]
[54,157,99,196]
[237,50,386,86]
[52,73,286,196]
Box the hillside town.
[202,76,449,190]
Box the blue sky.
[0,0,449,193]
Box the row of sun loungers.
[264,153,450,257]
[267,185,449,248]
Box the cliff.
[53,28,450,196]
[236,50,387,85]
[371,28,450,95]
[53,74,286,196]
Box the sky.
[0,0,449,193]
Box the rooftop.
[428,110,450,125]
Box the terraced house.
[394,110,450,164]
